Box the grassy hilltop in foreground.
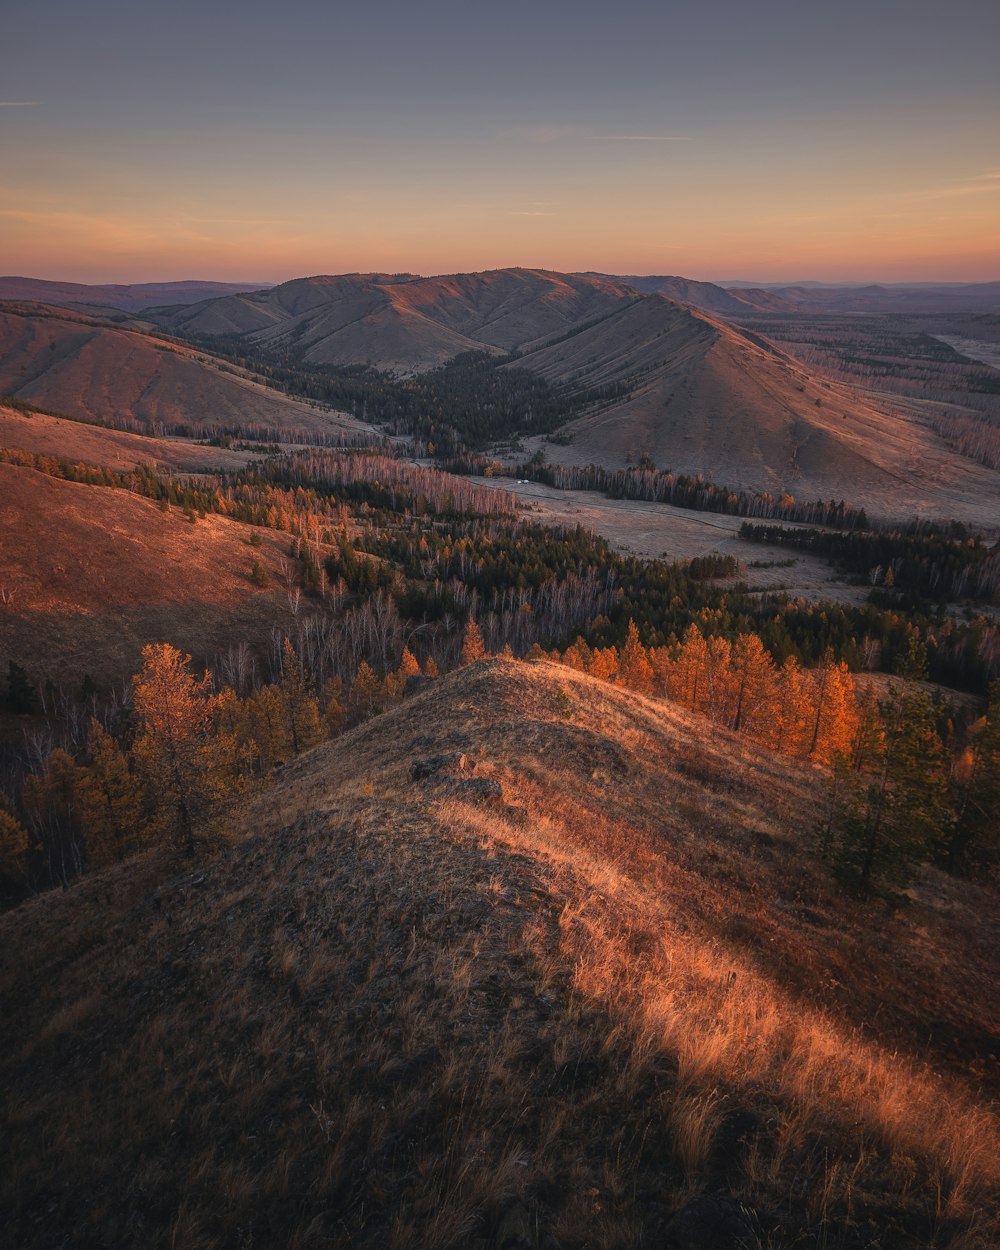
[3,660,998,1250]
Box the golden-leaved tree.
[460,616,487,666]
[22,749,85,883]
[132,643,248,855]
[0,807,30,894]
[78,719,144,867]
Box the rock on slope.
[2,660,997,1249]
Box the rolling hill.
[0,402,259,473]
[513,296,1000,523]
[726,282,1000,316]
[2,658,997,1248]
[0,276,269,312]
[0,460,297,687]
[0,303,368,437]
[582,271,783,315]
[7,270,995,525]
[599,277,1000,317]
[156,268,639,373]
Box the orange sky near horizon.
[3,0,999,286]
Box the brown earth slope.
[0,304,367,437]
[0,461,296,686]
[515,296,1000,523]
[159,269,638,373]
[0,403,259,473]
[1,660,997,1249]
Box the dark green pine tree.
[945,680,1000,873]
[825,685,949,899]
[6,661,37,714]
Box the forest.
[2,433,999,908]
[740,522,1000,605]
[196,342,633,451]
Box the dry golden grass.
[0,403,258,473]
[0,303,365,437]
[0,461,296,685]
[1,658,997,1248]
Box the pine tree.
[893,627,930,681]
[728,633,776,735]
[669,624,709,712]
[770,656,813,754]
[22,748,85,883]
[824,686,949,898]
[561,637,591,672]
[587,646,618,682]
[323,677,346,737]
[6,660,36,714]
[946,680,1000,872]
[131,643,219,856]
[278,639,324,755]
[79,720,144,866]
[460,616,487,665]
[244,684,291,770]
[398,647,421,681]
[349,662,381,722]
[807,650,859,762]
[0,807,30,891]
[703,635,733,724]
[618,620,654,694]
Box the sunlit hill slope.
[0,303,362,437]
[3,660,997,1249]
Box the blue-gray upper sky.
[3,0,998,281]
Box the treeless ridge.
[160,269,639,374]
[2,660,997,1248]
[0,462,295,686]
[0,304,366,437]
[514,298,1000,525]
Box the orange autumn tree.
[78,719,144,867]
[806,649,860,762]
[460,615,487,665]
[132,643,243,855]
[617,620,654,694]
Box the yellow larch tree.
[78,719,144,867]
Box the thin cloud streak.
[186,216,292,226]
[0,101,39,107]
[903,181,1000,201]
[605,134,692,141]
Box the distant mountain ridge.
[0,276,271,313]
[3,269,997,523]
[153,268,640,373]
[598,274,1000,316]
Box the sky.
[2,0,999,284]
